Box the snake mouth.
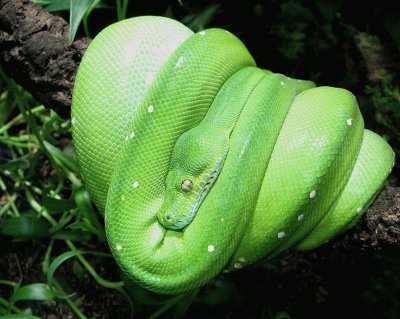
[158,158,227,230]
[161,213,175,226]
[160,212,187,230]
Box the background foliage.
[1,0,399,318]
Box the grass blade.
[10,283,55,306]
[1,216,50,239]
[2,315,43,319]
[74,187,105,241]
[43,141,79,174]
[69,0,96,43]
[42,194,77,213]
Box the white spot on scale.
[347,118,353,126]
[225,30,230,34]
[277,231,286,239]
[199,31,206,36]
[221,218,224,222]
[151,277,161,282]
[297,214,305,221]
[234,262,242,269]
[133,181,139,188]
[309,190,317,199]
[121,195,125,202]
[175,56,185,68]
[356,207,363,214]
[238,257,245,262]
[280,81,285,86]
[148,105,154,113]
[116,244,123,251]
[128,131,135,139]
[207,245,215,252]
[71,117,75,126]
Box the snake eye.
[181,179,193,192]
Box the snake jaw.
[158,212,183,230]
[157,157,226,230]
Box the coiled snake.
[71,16,395,294]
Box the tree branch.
[0,0,399,252]
[0,0,90,118]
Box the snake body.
[71,16,395,294]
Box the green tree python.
[71,16,395,294]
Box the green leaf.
[31,0,51,6]
[32,0,70,12]
[82,0,103,37]
[10,283,55,306]
[74,187,105,241]
[25,152,41,180]
[69,0,96,43]
[0,90,15,125]
[1,315,43,319]
[1,216,50,239]
[46,0,71,12]
[68,221,104,239]
[43,140,79,173]
[47,250,85,294]
[274,311,292,319]
[47,249,110,293]
[0,155,30,171]
[72,260,85,282]
[42,115,62,145]
[51,230,92,241]
[48,213,73,234]
[43,194,77,213]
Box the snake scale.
[71,16,395,294]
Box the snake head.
[157,127,229,230]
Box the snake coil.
[72,16,395,294]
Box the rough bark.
[0,0,90,118]
[326,186,400,251]
[0,0,399,252]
